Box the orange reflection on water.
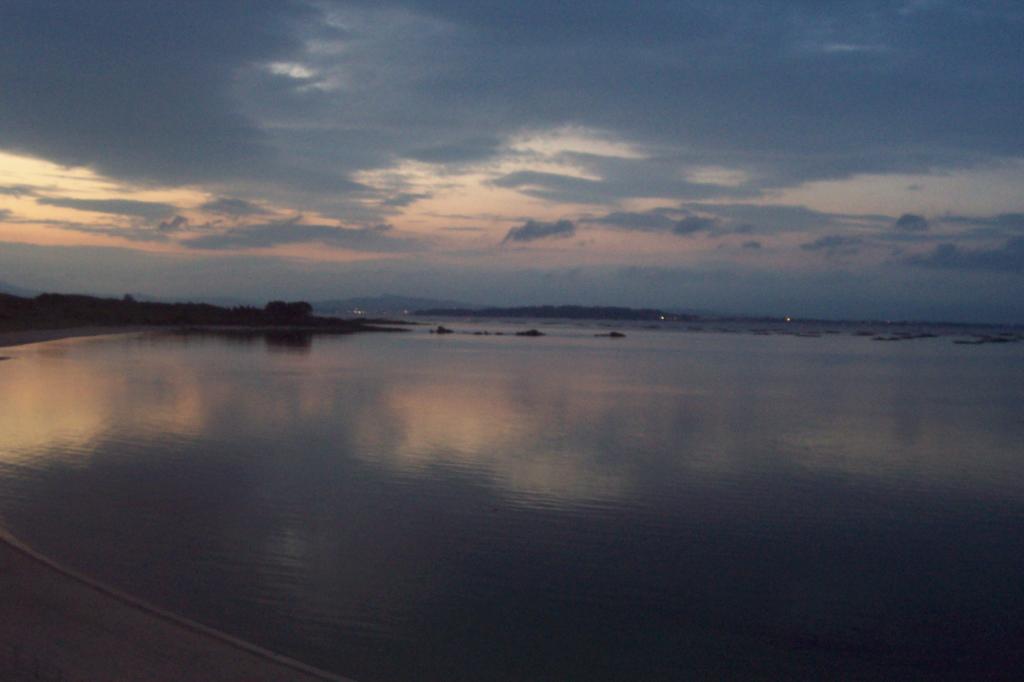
[0,337,213,463]
[352,371,633,504]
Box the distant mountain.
[314,294,472,317]
[414,305,698,322]
[0,279,37,297]
[149,294,258,308]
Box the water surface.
[1,327,1022,680]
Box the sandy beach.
[0,528,354,681]
[0,328,356,681]
[0,326,156,350]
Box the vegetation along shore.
[0,292,409,340]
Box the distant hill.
[0,280,37,297]
[314,294,471,316]
[414,305,697,322]
[0,292,406,334]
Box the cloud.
[905,238,1024,273]
[591,208,726,237]
[404,137,502,164]
[36,197,176,219]
[2,1,1022,215]
[941,213,1024,231]
[672,216,719,236]
[594,211,676,231]
[200,197,269,216]
[894,213,929,232]
[183,219,423,252]
[742,240,763,250]
[0,209,11,220]
[3,237,1022,324]
[1,1,1022,325]
[51,222,170,243]
[492,171,607,204]
[502,219,576,244]
[0,184,38,197]
[800,235,863,253]
[158,215,190,232]
[679,202,885,235]
[492,161,756,205]
[382,192,432,207]
[0,2,312,185]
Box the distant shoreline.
[0,322,410,351]
[0,292,410,346]
[0,325,156,349]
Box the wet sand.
[0,326,154,349]
[0,528,354,681]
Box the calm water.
[1,326,1023,680]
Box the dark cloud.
[36,197,177,220]
[183,219,423,252]
[0,1,313,185]
[0,184,38,197]
[52,222,170,243]
[894,213,929,232]
[941,213,1024,231]
[492,172,608,204]
[404,137,502,164]
[336,1,1022,187]
[158,215,190,232]
[673,216,719,236]
[3,1,1022,209]
[983,213,1024,230]
[382,192,432,208]
[593,211,677,231]
[492,162,755,205]
[0,209,11,220]
[0,1,1021,322]
[502,219,576,244]
[200,197,270,216]
[906,238,1024,273]
[592,207,742,238]
[742,240,763,250]
[680,203,880,235]
[800,235,863,253]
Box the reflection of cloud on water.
[0,359,114,463]
[0,338,218,463]
[779,418,1024,498]
[352,382,629,505]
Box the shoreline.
[0,325,158,349]
[0,523,355,681]
[0,320,409,352]
[0,326,359,680]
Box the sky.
[0,0,1022,322]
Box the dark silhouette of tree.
[264,300,314,322]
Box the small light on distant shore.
[785,316,792,322]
